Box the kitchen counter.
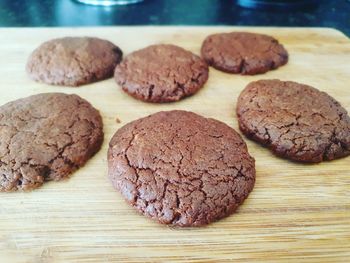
[0,0,349,36]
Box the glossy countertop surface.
[0,0,349,36]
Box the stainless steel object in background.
[75,0,144,6]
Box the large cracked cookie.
[114,44,209,103]
[201,32,288,75]
[26,37,123,86]
[108,110,255,226]
[237,79,350,163]
[0,93,103,191]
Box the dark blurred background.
[0,0,349,36]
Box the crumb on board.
[115,117,121,124]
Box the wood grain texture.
[0,27,349,263]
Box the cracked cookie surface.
[108,110,255,226]
[0,93,103,191]
[237,79,350,163]
[26,37,123,86]
[201,32,288,75]
[114,44,209,103]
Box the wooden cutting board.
[0,27,349,263]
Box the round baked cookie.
[26,37,123,86]
[237,79,350,163]
[114,44,209,103]
[201,32,288,75]
[0,93,103,192]
[108,110,255,226]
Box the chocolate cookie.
[108,110,255,226]
[114,44,209,103]
[0,93,103,191]
[26,37,123,86]
[201,32,288,75]
[237,80,350,162]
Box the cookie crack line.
[0,93,103,192]
[27,37,122,86]
[114,44,208,103]
[237,80,350,163]
[201,32,288,75]
[108,110,255,226]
